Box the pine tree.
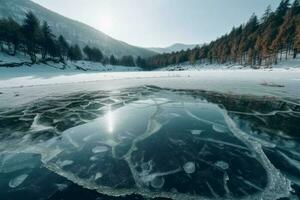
[58,35,69,61]
[276,0,290,18]
[120,55,135,66]
[91,47,103,62]
[109,55,118,65]
[294,16,300,57]
[136,56,146,67]
[0,18,22,55]
[68,44,82,61]
[83,45,103,62]
[291,0,300,15]
[22,12,41,63]
[261,5,273,23]
[83,45,92,60]
[40,21,55,59]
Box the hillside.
[0,0,156,58]
[145,0,300,68]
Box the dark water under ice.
[0,86,299,200]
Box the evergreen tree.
[83,45,103,62]
[109,55,118,65]
[83,45,92,60]
[0,18,22,55]
[40,21,55,59]
[136,56,146,67]
[58,35,69,61]
[22,12,41,63]
[276,0,290,18]
[68,44,82,61]
[48,39,61,58]
[91,47,103,62]
[294,16,300,57]
[120,55,135,66]
[261,5,273,23]
[291,0,300,15]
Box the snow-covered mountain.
[0,0,156,58]
[149,43,201,54]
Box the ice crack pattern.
[0,86,299,200]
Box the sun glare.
[107,105,114,133]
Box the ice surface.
[0,86,299,199]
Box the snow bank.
[157,58,300,71]
[0,52,142,78]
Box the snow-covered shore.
[0,52,142,78]
[156,57,300,71]
[0,52,300,108]
[0,68,299,108]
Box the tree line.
[0,11,145,67]
[145,0,300,68]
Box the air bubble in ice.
[183,162,196,174]
[56,183,68,191]
[9,174,28,188]
[92,146,109,153]
[191,130,203,135]
[90,155,98,161]
[95,172,103,180]
[215,161,229,170]
[151,176,165,189]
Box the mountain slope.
[149,43,201,54]
[0,0,156,58]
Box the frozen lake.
[0,70,300,200]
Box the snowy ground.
[0,52,300,108]
[0,52,142,77]
[156,57,300,71]
[0,68,299,109]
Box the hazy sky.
[32,0,282,48]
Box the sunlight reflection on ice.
[107,105,114,134]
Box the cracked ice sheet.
[0,87,296,200]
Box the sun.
[100,16,113,32]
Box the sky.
[32,0,282,48]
